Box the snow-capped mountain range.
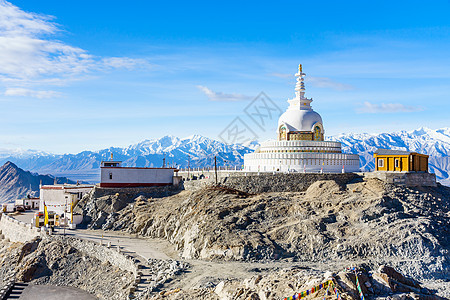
[0,128,448,185]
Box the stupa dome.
[278,109,322,132]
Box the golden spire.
[298,64,302,73]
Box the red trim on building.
[61,186,94,190]
[41,186,64,190]
[101,167,178,170]
[41,185,94,190]
[99,183,172,188]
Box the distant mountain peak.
[2,161,18,168]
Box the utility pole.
[214,156,218,185]
[64,196,67,237]
[187,155,190,179]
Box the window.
[314,126,321,141]
[378,158,384,168]
[109,172,113,180]
[279,126,287,140]
[104,162,118,167]
[394,159,400,168]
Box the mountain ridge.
[0,161,77,203]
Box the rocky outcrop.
[140,259,189,295]
[151,265,448,300]
[74,185,182,227]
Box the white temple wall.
[244,152,360,173]
[100,167,174,187]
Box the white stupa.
[244,64,360,173]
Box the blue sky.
[0,0,449,153]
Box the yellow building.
[374,149,429,172]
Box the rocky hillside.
[77,177,450,290]
[0,161,76,203]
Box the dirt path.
[66,229,319,291]
[66,229,178,260]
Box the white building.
[100,160,176,187]
[244,64,360,173]
[15,197,40,209]
[39,184,94,218]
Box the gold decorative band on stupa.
[298,64,302,73]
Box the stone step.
[4,282,29,299]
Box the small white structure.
[15,197,40,209]
[244,64,360,173]
[39,184,94,219]
[1,203,15,213]
[100,160,176,187]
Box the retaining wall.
[364,171,437,187]
[183,171,437,193]
[0,214,41,243]
[184,173,361,194]
[60,236,139,277]
[90,185,181,199]
[222,173,360,193]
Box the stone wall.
[90,185,181,200]
[0,213,41,243]
[182,179,214,192]
[182,171,437,193]
[59,236,138,277]
[184,173,360,194]
[221,173,360,193]
[364,171,437,187]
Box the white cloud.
[197,85,252,102]
[0,0,56,36]
[101,57,149,70]
[306,76,354,91]
[0,1,147,96]
[357,101,424,113]
[4,88,61,98]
